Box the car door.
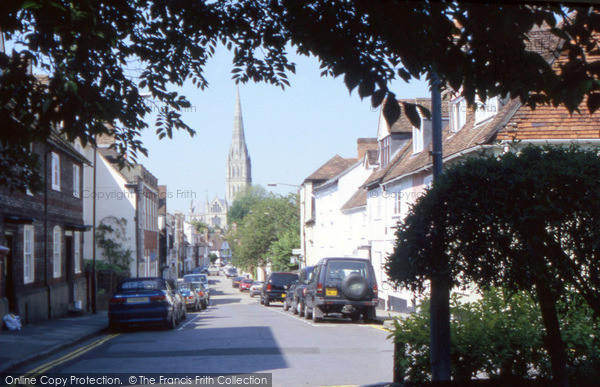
[305,265,321,309]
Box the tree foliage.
[95,216,132,272]
[228,192,299,272]
[387,145,600,381]
[227,185,269,226]
[387,145,600,316]
[390,288,600,383]
[3,2,600,191]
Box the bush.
[390,288,599,383]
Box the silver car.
[249,281,264,297]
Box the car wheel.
[264,299,270,307]
[298,301,305,317]
[108,319,121,332]
[350,312,361,322]
[259,298,264,305]
[283,299,289,311]
[201,300,208,310]
[168,312,177,330]
[291,300,298,315]
[312,306,323,323]
[304,304,312,320]
[182,307,187,320]
[363,307,377,323]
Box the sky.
[134,47,431,212]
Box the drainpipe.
[44,146,52,319]
[91,141,97,313]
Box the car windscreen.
[325,261,369,283]
[119,279,164,292]
[184,274,207,283]
[269,273,299,286]
[302,266,315,283]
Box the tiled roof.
[304,155,357,183]
[366,149,379,165]
[340,187,368,211]
[381,99,522,185]
[387,98,451,134]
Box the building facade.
[0,134,88,323]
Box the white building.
[82,137,159,277]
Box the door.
[65,235,74,304]
[5,233,16,312]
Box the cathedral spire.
[226,87,252,205]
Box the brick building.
[0,133,89,323]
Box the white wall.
[310,161,374,265]
[82,148,137,276]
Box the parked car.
[303,257,378,323]
[225,268,238,278]
[183,274,208,287]
[108,277,183,330]
[249,281,264,297]
[207,265,220,276]
[167,280,187,321]
[178,284,201,312]
[239,278,254,292]
[284,266,315,315]
[232,276,244,288]
[261,272,299,306]
[189,282,210,309]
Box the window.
[412,125,423,153]
[53,226,61,278]
[450,97,467,132]
[380,137,390,167]
[51,152,60,191]
[73,164,80,198]
[74,232,81,274]
[24,225,34,283]
[475,96,500,125]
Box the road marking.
[262,303,386,331]
[25,333,119,376]
[177,314,201,330]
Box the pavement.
[0,311,109,374]
[0,305,407,375]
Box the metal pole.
[429,73,451,381]
[92,139,97,313]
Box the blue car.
[108,278,182,330]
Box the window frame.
[24,225,35,283]
[74,231,81,274]
[450,97,467,133]
[51,152,60,191]
[53,226,61,278]
[72,164,80,198]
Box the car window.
[302,266,315,283]
[325,261,369,283]
[269,273,299,286]
[119,279,163,291]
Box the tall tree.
[3,2,600,193]
[387,145,600,385]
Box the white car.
[207,265,220,276]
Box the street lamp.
[267,182,300,188]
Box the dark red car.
[239,279,254,292]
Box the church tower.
[226,88,252,205]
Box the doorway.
[5,232,16,312]
[65,235,74,304]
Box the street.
[14,276,393,387]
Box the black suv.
[260,272,299,306]
[304,257,378,323]
[283,266,314,316]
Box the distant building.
[189,88,253,227]
[226,88,252,205]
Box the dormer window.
[412,117,432,154]
[475,96,500,125]
[450,97,467,133]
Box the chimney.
[357,138,378,160]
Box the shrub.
[390,288,599,383]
